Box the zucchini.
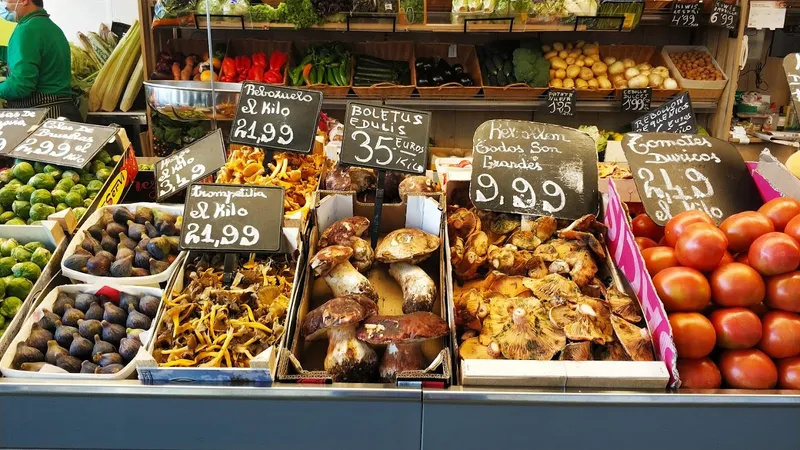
[502,60,513,78]
[357,55,395,69]
[496,71,508,87]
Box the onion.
[628,74,649,89]
[663,78,679,89]
[608,61,625,75]
[611,73,625,83]
[623,58,636,69]
[624,67,640,81]
[603,56,617,65]
[614,79,628,89]
[648,73,663,88]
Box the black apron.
[7,91,82,122]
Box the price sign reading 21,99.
[180,183,285,253]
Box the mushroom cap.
[375,228,440,264]
[452,231,489,280]
[549,297,614,345]
[488,213,520,236]
[487,274,532,298]
[459,337,500,360]
[454,288,487,331]
[481,296,566,360]
[302,295,378,341]
[319,217,370,248]
[310,245,353,277]
[611,315,655,362]
[447,207,481,241]
[324,164,357,191]
[522,273,582,302]
[607,287,643,323]
[349,237,375,273]
[560,341,593,361]
[595,340,631,361]
[357,312,448,345]
[398,175,437,198]
[558,229,606,259]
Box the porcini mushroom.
[459,337,501,360]
[310,246,378,301]
[319,217,374,272]
[302,295,379,382]
[388,263,436,313]
[480,297,566,360]
[398,176,437,198]
[549,297,614,345]
[357,312,448,382]
[610,315,655,361]
[375,228,440,264]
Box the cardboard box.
[278,193,453,386]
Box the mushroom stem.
[326,325,378,382]
[379,342,425,383]
[389,263,436,313]
[325,260,378,301]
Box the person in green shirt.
[0,0,80,121]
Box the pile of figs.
[63,206,182,278]
[11,290,161,374]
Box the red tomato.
[748,303,769,317]
[632,214,665,241]
[635,237,658,251]
[719,211,775,253]
[709,262,765,307]
[758,310,800,359]
[669,312,716,359]
[654,267,711,312]
[664,210,715,247]
[765,271,800,313]
[784,214,800,244]
[677,358,722,389]
[758,197,800,232]
[735,253,750,265]
[641,246,679,277]
[719,349,778,389]
[709,307,762,349]
[777,356,800,390]
[675,223,728,272]
[748,232,800,276]
[658,236,667,246]
[716,251,734,268]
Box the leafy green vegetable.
[12,262,41,281]
[283,0,322,29]
[579,125,608,153]
[0,296,22,318]
[512,48,550,87]
[31,247,52,269]
[6,278,32,299]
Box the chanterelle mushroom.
[398,175,437,198]
[302,295,379,382]
[389,263,437,313]
[549,297,614,345]
[376,228,440,264]
[610,315,655,361]
[310,246,378,301]
[480,296,566,360]
[357,312,448,382]
[319,217,374,272]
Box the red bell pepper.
[252,52,267,69]
[269,50,288,73]
[263,70,281,84]
[236,56,251,76]
[247,65,265,83]
[220,57,237,82]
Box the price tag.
[709,0,739,30]
[341,102,431,174]
[6,119,117,168]
[671,2,701,27]
[784,53,800,117]
[546,90,576,117]
[622,88,652,112]
[632,92,697,134]
[0,109,47,155]
[180,183,284,253]
[154,129,227,201]
[469,120,598,219]
[229,82,323,154]
[623,132,762,225]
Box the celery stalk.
[120,55,143,112]
[89,20,139,112]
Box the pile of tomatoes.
[632,197,800,390]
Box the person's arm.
[0,28,39,99]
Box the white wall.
[44,0,138,43]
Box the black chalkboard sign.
[180,183,285,253]
[622,88,652,112]
[341,102,431,174]
[155,129,228,201]
[710,0,738,30]
[632,92,697,134]
[470,120,598,219]
[229,82,323,154]
[671,2,700,27]
[784,53,800,117]
[6,119,117,168]
[623,132,762,226]
[547,90,576,116]
[0,109,47,156]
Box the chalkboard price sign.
[180,183,284,253]
[671,2,700,27]
[230,82,323,154]
[341,102,431,174]
[0,109,47,155]
[6,119,117,168]
[470,120,598,219]
[784,53,800,117]
[623,132,762,225]
[155,129,228,201]
[547,90,576,116]
[622,88,652,112]
[710,0,738,30]
[632,92,697,134]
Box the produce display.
[219,50,288,84]
[353,55,411,87]
[603,56,678,90]
[0,239,51,339]
[478,43,550,88]
[289,42,351,87]
[668,50,725,81]
[64,206,182,278]
[150,45,226,82]
[543,41,611,90]
[448,206,654,362]
[324,164,439,202]
[70,24,121,105]
[8,289,160,374]
[415,57,475,87]
[632,198,800,389]
[153,253,293,368]
[88,20,143,112]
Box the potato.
[603,56,617,65]
[623,58,636,69]
[624,67,640,81]
[550,78,563,88]
[648,73,663,88]
[576,59,585,67]
[576,40,585,49]
[566,65,581,79]
[608,61,625,75]
[597,75,612,89]
[559,50,569,59]
[566,57,576,65]
[569,51,581,59]
[542,44,552,53]
[563,78,575,89]
[614,79,628,89]
[575,78,589,89]
[583,44,599,56]
[588,78,599,89]
[549,69,556,78]
[579,67,594,81]
[544,50,558,60]
[591,62,607,76]
[628,74,649,89]
[550,57,568,70]
[611,73,625,83]
[555,69,566,79]
[584,57,595,66]
[566,42,573,50]
[553,42,564,51]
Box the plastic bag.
[153,0,197,27]
[197,0,249,15]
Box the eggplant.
[459,75,474,87]
[436,59,454,80]
[416,76,431,87]
[452,63,464,74]
[431,73,445,86]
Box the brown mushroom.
[549,297,614,345]
[459,337,501,360]
[398,175,437,198]
[533,239,598,287]
[487,244,547,277]
[357,312,448,382]
[454,289,488,331]
[488,213,520,236]
[388,263,437,313]
[560,341,593,361]
[522,273,582,302]
[451,231,488,281]
[561,213,608,235]
[310,246,378,301]
[595,341,631,361]
[375,228,439,264]
[302,295,379,382]
[607,287,643,323]
[610,315,655,361]
[480,296,566,360]
[319,217,374,272]
[558,230,606,259]
[324,164,375,192]
[447,207,481,241]
[508,216,557,250]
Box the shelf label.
[622,88,652,112]
[784,53,800,118]
[154,129,227,201]
[623,132,762,225]
[341,102,431,174]
[546,90,576,116]
[632,92,697,134]
[671,2,701,27]
[470,120,598,219]
[180,183,284,253]
[229,82,323,154]
[709,0,739,30]
[0,109,47,156]
[6,119,117,168]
